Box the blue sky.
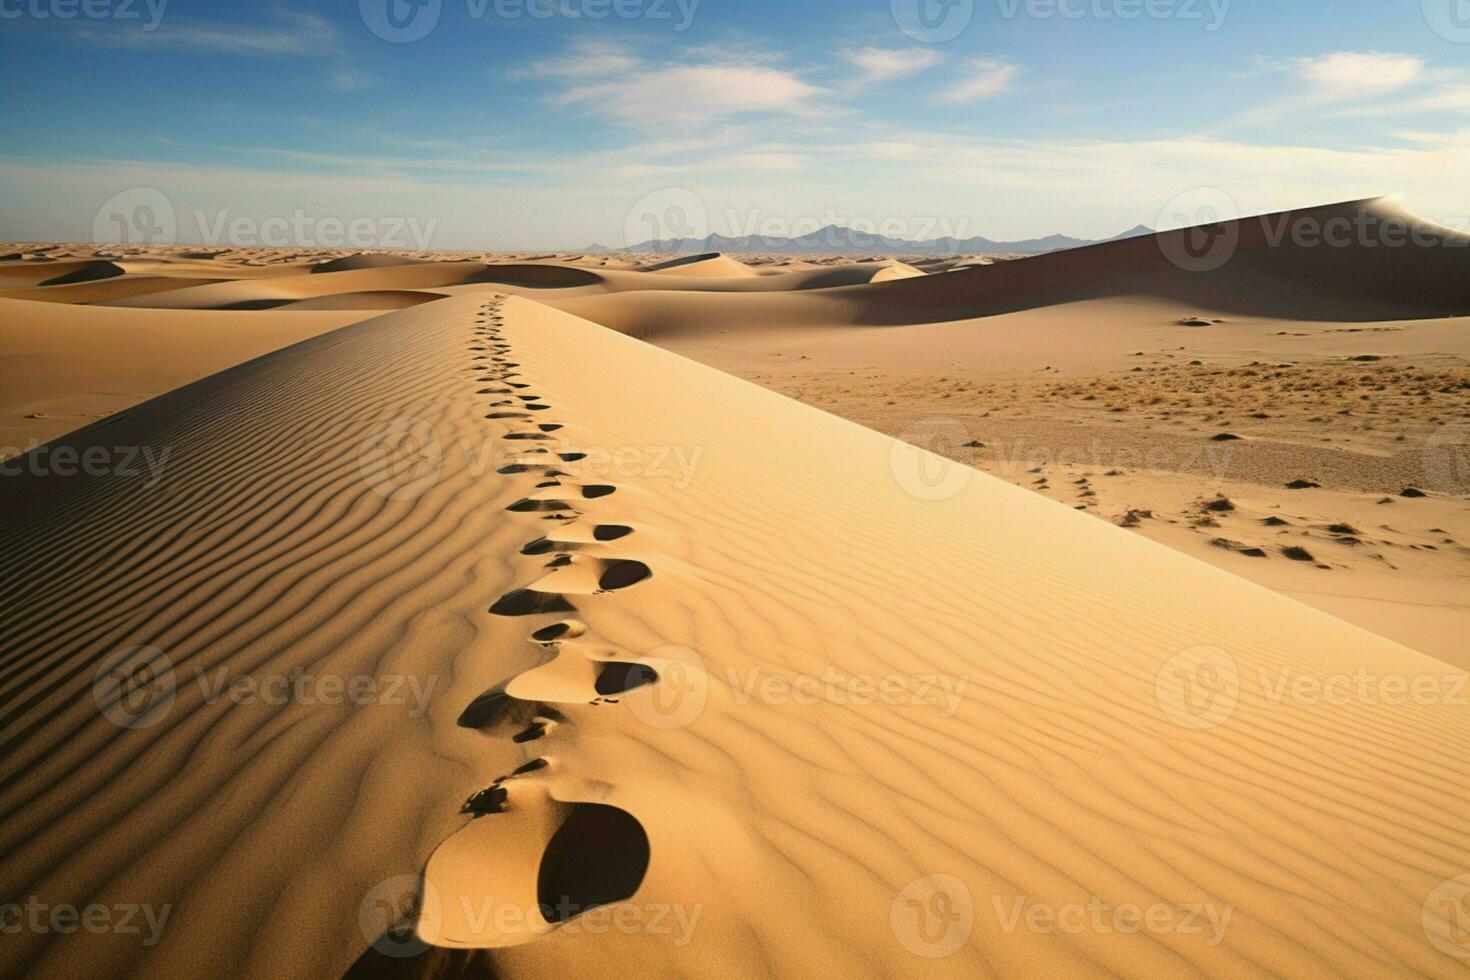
[2,0,1468,248]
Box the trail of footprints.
[423,297,663,945]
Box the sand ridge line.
[412,294,658,950]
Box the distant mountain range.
[590,224,1154,256]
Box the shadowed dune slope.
[552,198,1470,338]
[273,290,445,311]
[36,260,126,286]
[311,253,435,274]
[466,264,607,289]
[0,293,1466,979]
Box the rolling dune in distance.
[1,199,1468,979]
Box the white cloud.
[1234,51,1434,125]
[328,67,376,93]
[841,47,944,83]
[518,39,640,79]
[1293,51,1426,100]
[1339,83,1470,118]
[557,65,824,123]
[1392,128,1470,146]
[941,59,1021,103]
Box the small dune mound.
[38,260,126,286]
[642,252,757,278]
[870,261,926,283]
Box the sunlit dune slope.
[0,296,376,450]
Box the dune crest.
[641,252,758,278]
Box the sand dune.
[0,296,377,450]
[0,275,227,306]
[553,198,1470,340]
[275,290,445,311]
[99,261,490,310]
[1,291,1466,980]
[642,251,759,277]
[0,258,125,288]
[34,259,126,286]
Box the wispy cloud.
[75,10,339,57]
[1236,51,1441,125]
[328,67,376,93]
[516,38,826,125]
[517,38,640,79]
[556,64,824,123]
[941,58,1022,103]
[69,10,382,99]
[841,47,944,83]
[1293,51,1426,100]
[1332,81,1470,119]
